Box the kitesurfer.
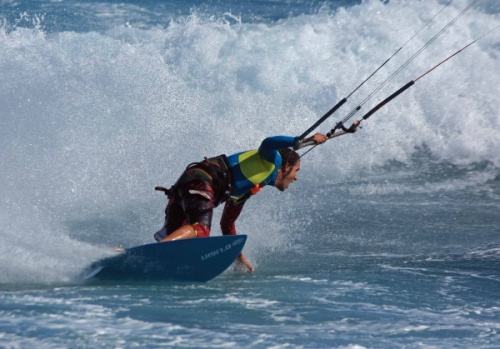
[154,133,327,271]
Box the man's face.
[275,160,301,192]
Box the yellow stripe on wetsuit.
[238,150,276,185]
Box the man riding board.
[154,133,327,271]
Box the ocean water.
[1,0,499,348]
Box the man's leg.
[154,198,185,242]
[159,183,214,242]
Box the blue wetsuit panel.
[226,135,298,198]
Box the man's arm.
[220,199,245,235]
[258,134,326,158]
[220,200,254,272]
[258,135,299,160]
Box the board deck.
[84,235,247,282]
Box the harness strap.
[155,186,173,197]
[233,181,267,205]
[156,154,233,206]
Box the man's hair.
[279,148,300,171]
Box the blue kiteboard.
[84,235,247,282]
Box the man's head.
[274,148,301,191]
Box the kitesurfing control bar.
[296,129,349,150]
[297,120,360,150]
[297,21,499,154]
[360,81,414,121]
[298,98,347,140]
[296,0,498,159]
[296,0,459,142]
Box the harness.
[155,154,233,206]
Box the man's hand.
[311,133,327,144]
[236,253,254,272]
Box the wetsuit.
[154,135,299,241]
